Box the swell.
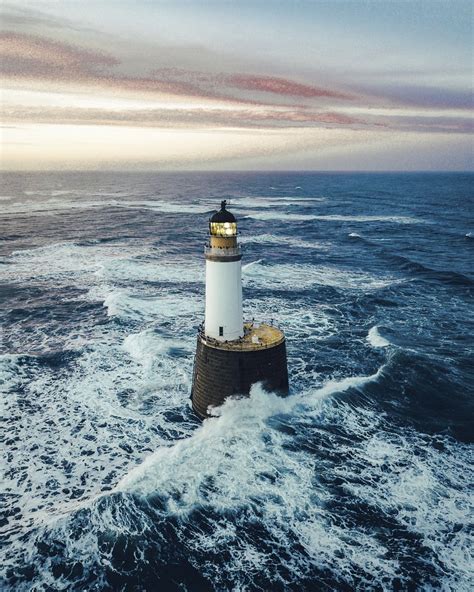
[347,233,473,288]
[387,253,473,287]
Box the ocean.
[1,171,473,591]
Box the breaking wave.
[367,326,391,348]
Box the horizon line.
[2,169,473,174]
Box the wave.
[114,200,211,214]
[248,212,424,224]
[343,234,473,288]
[367,326,391,348]
[386,253,474,287]
[232,196,326,209]
[243,260,403,291]
[2,196,211,217]
[5,241,201,290]
[118,368,386,494]
[240,233,328,250]
[102,290,200,321]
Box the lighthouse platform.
[191,322,289,419]
[201,322,285,351]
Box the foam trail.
[249,213,424,224]
[243,262,402,291]
[240,233,328,250]
[242,259,263,271]
[233,196,325,208]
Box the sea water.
[1,172,473,590]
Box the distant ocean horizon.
[3,168,473,173]
[1,171,473,590]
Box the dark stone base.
[190,337,289,420]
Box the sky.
[1,0,472,171]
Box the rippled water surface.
[1,172,473,591]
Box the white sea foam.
[367,326,391,348]
[233,196,325,208]
[103,290,201,321]
[240,233,329,250]
[114,200,211,214]
[337,431,474,590]
[0,354,24,402]
[5,242,202,301]
[111,369,413,588]
[242,259,263,271]
[118,367,385,496]
[2,195,210,217]
[243,260,402,291]
[249,212,424,224]
[6,241,148,284]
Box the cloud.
[227,74,351,99]
[1,14,471,160]
[3,31,470,136]
[0,4,97,34]
[1,31,357,107]
[0,31,118,79]
[1,104,363,129]
[370,84,473,110]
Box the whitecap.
[243,261,403,291]
[249,212,424,224]
[103,290,200,321]
[367,326,391,348]
[242,259,263,271]
[240,233,328,250]
[233,196,325,209]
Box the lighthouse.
[191,200,289,419]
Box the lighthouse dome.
[209,200,237,236]
[210,200,236,223]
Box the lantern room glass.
[210,221,237,237]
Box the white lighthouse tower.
[205,200,244,341]
[191,200,289,420]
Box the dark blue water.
[1,172,473,591]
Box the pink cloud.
[227,74,352,99]
[0,31,118,77]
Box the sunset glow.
[1,1,472,170]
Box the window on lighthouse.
[219,326,224,337]
[210,222,237,237]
